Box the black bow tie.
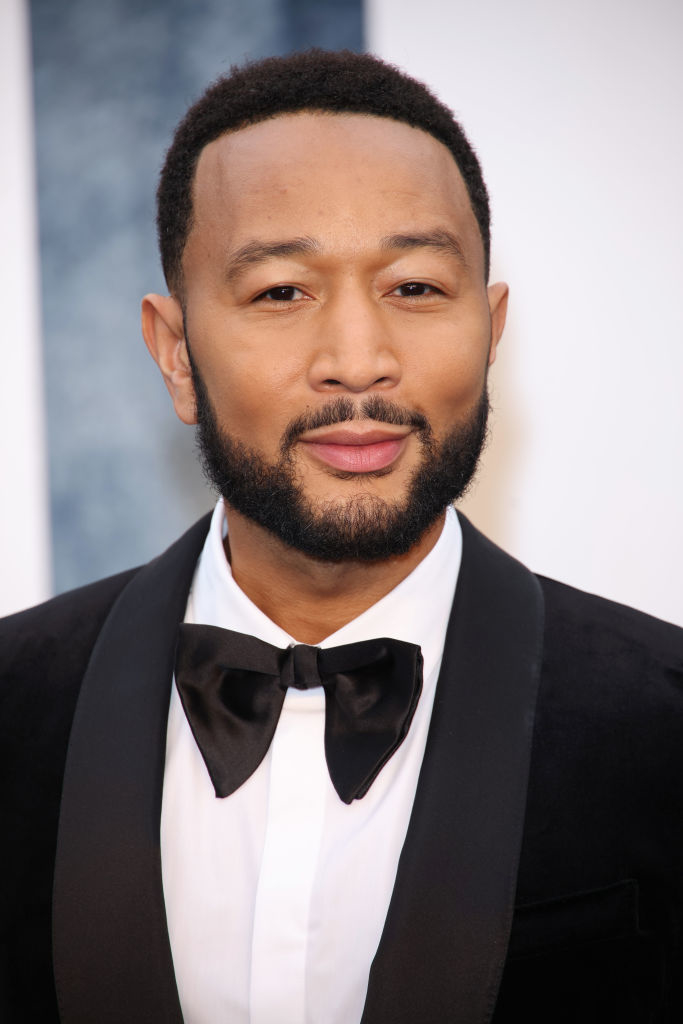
[174,624,423,804]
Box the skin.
[142,112,508,642]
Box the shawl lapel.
[52,515,211,1024]
[361,514,545,1024]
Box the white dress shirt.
[161,500,463,1024]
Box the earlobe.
[141,293,197,424]
[486,282,509,367]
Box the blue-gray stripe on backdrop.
[29,0,363,593]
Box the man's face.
[153,111,507,559]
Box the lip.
[300,425,411,445]
[299,427,411,473]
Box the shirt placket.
[249,689,328,1023]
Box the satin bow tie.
[174,624,424,804]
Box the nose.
[307,290,402,394]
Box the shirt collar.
[188,499,462,685]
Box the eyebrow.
[223,228,468,284]
[379,230,469,267]
[224,236,321,283]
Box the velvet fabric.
[0,567,139,1021]
[494,575,683,1022]
[0,513,681,1022]
[174,624,424,803]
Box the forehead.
[186,111,484,273]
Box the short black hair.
[157,49,491,294]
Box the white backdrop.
[368,0,683,626]
[0,0,51,617]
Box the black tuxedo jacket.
[1,514,682,1023]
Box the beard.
[191,360,489,563]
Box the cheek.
[196,314,308,405]
[205,361,300,449]
[406,303,491,385]
[412,339,490,415]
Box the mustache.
[281,396,431,450]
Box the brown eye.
[395,282,440,297]
[257,286,302,301]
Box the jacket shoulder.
[534,574,683,740]
[537,573,683,669]
[0,568,140,687]
[0,568,143,786]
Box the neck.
[223,503,446,645]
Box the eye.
[392,281,443,298]
[254,285,306,302]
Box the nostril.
[321,376,391,390]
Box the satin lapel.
[362,515,545,1024]
[53,515,212,1024]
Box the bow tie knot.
[278,644,322,692]
[175,625,423,804]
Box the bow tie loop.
[175,625,423,804]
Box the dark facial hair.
[190,354,489,563]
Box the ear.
[486,281,509,367]
[141,293,197,424]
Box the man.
[1,49,682,1024]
